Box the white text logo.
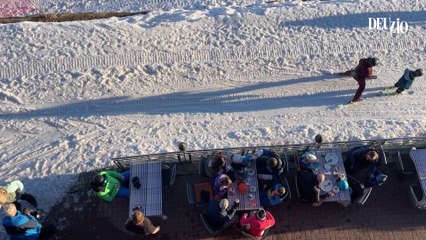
[368,17,408,33]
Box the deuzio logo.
[368,17,409,33]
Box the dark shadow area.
[0,74,383,120]
[282,11,426,29]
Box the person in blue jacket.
[388,68,423,94]
[260,183,287,207]
[2,203,56,240]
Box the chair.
[396,150,416,175]
[294,175,301,199]
[347,175,372,205]
[199,156,210,178]
[238,227,270,240]
[408,183,426,209]
[279,176,291,200]
[377,144,388,165]
[200,209,233,236]
[162,163,177,188]
[294,152,301,172]
[186,181,212,207]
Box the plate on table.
[324,163,331,170]
[332,186,340,193]
[319,180,333,192]
[325,153,339,165]
[248,193,255,200]
[250,186,257,193]
[247,169,255,176]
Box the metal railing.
[112,136,426,169]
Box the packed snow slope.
[0,0,426,211]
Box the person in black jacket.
[205,198,239,230]
[297,172,333,205]
[344,146,379,175]
[255,149,284,187]
[125,208,160,236]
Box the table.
[409,149,426,201]
[129,161,162,217]
[315,147,351,207]
[227,160,261,211]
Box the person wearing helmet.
[342,57,378,104]
[385,68,423,94]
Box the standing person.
[239,209,275,237]
[0,180,38,210]
[2,203,56,240]
[385,68,423,94]
[296,172,333,205]
[90,170,130,202]
[125,208,160,236]
[342,57,378,104]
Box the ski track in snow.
[0,0,426,217]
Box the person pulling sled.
[341,57,378,104]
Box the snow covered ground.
[0,0,425,221]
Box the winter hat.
[219,199,229,210]
[414,69,423,77]
[338,179,349,191]
[305,153,317,162]
[256,209,266,220]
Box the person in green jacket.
[91,170,130,202]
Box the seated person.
[259,183,287,207]
[125,208,160,236]
[255,149,284,183]
[297,172,333,205]
[91,170,130,202]
[239,209,275,237]
[213,174,232,200]
[206,198,239,230]
[0,180,38,210]
[205,153,227,178]
[2,203,56,240]
[299,151,319,172]
[345,146,381,184]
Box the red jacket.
[240,211,275,237]
[354,58,373,80]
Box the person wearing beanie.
[205,198,239,230]
[384,68,423,95]
[341,57,378,104]
[239,209,275,237]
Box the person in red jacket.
[342,57,378,104]
[239,209,275,237]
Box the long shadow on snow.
[283,10,426,29]
[0,75,383,119]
